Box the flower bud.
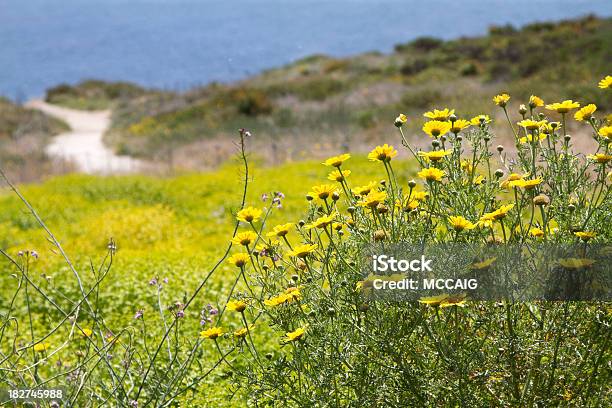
[394,113,407,128]
[298,219,306,227]
[494,169,504,178]
[358,303,369,312]
[519,104,527,115]
[533,194,550,206]
[538,112,545,120]
[327,308,336,316]
[376,204,388,214]
[456,135,463,142]
[497,145,504,152]
[265,352,274,360]
[483,135,490,142]
[347,206,356,214]
[331,191,340,201]
[380,179,386,186]
[306,194,313,201]
[440,135,447,143]
[432,139,440,148]
[564,134,571,142]
[291,274,299,282]
[550,122,559,129]
[449,113,457,122]
[408,179,417,188]
[568,203,576,212]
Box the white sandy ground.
[25,99,142,174]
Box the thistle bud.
[533,194,550,206]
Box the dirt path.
[26,99,142,174]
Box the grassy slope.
[49,15,611,162]
[0,97,70,181]
[0,157,414,406]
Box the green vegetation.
[98,15,610,160]
[0,97,69,182]
[45,79,151,110]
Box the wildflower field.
[1,77,611,406]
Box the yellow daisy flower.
[309,184,339,200]
[597,125,612,139]
[574,104,597,121]
[226,300,247,313]
[236,207,263,223]
[231,231,258,246]
[228,253,250,268]
[352,181,378,196]
[470,115,491,126]
[545,100,580,114]
[395,113,408,127]
[327,169,351,182]
[574,231,596,241]
[33,342,51,352]
[359,190,387,208]
[305,213,336,229]
[266,223,294,238]
[285,326,307,342]
[529,95,544,108]
[81,328,93,338]
[234,325,255,338]
[493,93,510,107]
[529,228,544,238]
[587,154,612,164]
[598,75,612,89]
[519,133,547,144]
[422,120,452,138]
[479,204,514,224]
[448,216,476,232]
[200,327,224,340]
[323,153,351,167]
[287,244,317,258]
[418,294,449,306]
[418,149,452,162]
[450,119,471,134]
[417,167,445,182]
[517,119,544,131]
[508,178,542,190]
[558,258,595,269]
[423,108,454,121]
[439,294,468,308]
[368,144,398,162]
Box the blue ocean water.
[1,0,610,99]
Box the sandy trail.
[26,99,142,174]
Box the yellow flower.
[470,115,491,126]
[529,95,544,108]
[423,108,454,121]
[418,294,449,306]
[81,328,93,338]
[352,181,378,196]
[323,153,351,167]
[598,75,612,89]
[309,184,339,200]
[368,144,398,162]
[417,167,445,182]
[587,154,612,164]
[33,342,51,352]
[517,119,544,131]
[558,258,595,269]
[448,216,476,232]
[266,223,294,238]
[306,213,336,229]
[359,190,387,208]
[418,149,452,162]
[200,327,224,340]
[508,178,542,190]
[395,196,419,211]
[529,227,544,238]
[472,175,485,185]
[228,253,250,268]
[470,257,497,270]
[231,231,258,246]
[545,100,580,114]
[479,204,514,224]
[226,300,247,313]
[574,104,597,121]
[287,244,317,258]
[285,326,307,342]
[500,173,524,188]
[493,93,510,107]
[327,169,351,182]
[519,133,547,144]
[450,119,471,134]
[598,125,612,139]
[439,294,468,308]
[412,191,429,201]
[539,122,559,134]
[422,120,452,138]
[234,325,255,338]
[574,231,596,241]
[395,113,408,127]
[460,160,473,173]
[236,206,262,223]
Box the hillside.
[45,15,611,169]
[0,97,70,181]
